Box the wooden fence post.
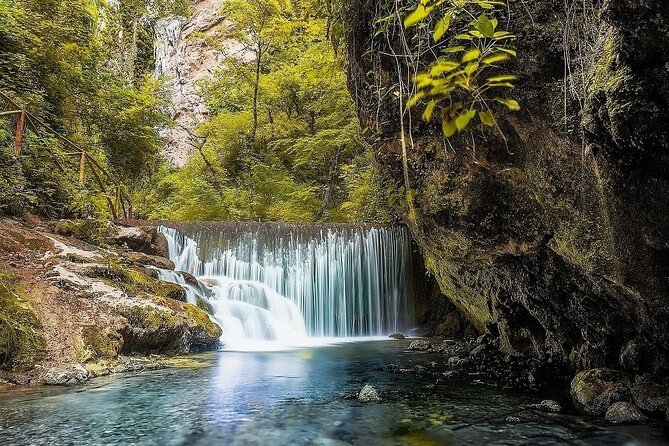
[14,110,25,155]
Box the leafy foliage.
[142,0,391,224]
[404,0,519,137]
[0,0,177,216]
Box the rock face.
[347,0,669,375]
[0,218,222,385]
[154,0,242,166]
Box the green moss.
[85,262,186,302]
[0,267,45,371]
[591,37,630,94]
[122,305,180,331]
[195,296,215,315]
[79,325,121,362]
[185,304,222,341]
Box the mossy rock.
[84,262,186,302]
[79,325,122,362]
[435,311,463,337]
[184,303,222,348]
[195,296,215,316]
[118,304,186,355]
[0,267,45,371]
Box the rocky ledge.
[0,216,222,387]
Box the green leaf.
[443,46,466,53]
[494,98,521,110]
[462,49,481,62]
[465,62,479,76]
[455,109,477,130]
[499,48,517,57]
[422,99,437,121]
[487,75,517,82]
[407,92,426,108]
[430,61,460,76]
[487,82,515,88]
[479,110,495,126]
[442,119,457,137]
[455,33,474,40]
[475,15,494,38]
[404,5,433,28]
[433,14,451,42]
[482,53,510,64]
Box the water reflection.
[0,341,667,446]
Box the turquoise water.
[0,340,666,445]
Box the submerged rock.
[358,384,381,403]
[570,369,631,415]
[605,402,648,424]
[389,332,405,340]
[407,340,431,351]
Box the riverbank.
[0,215,221,386]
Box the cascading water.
[155,223,414,348]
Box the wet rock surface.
[605,402,648,425]
[570,368,631,415]
[358,384,381,403]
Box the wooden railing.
[0,91,132,219]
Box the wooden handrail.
[0,90,132,219]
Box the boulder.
[534,400,561,413]
[407,339,432,351]
[570,368,631,415]
[110,226,151,252]
[605,402,648,424]
[42,364,90,386]
[358,384,381,403]
[127,252,175,270]
[389,332,405,340]
[631,375,669,414]
[150,232,170,258]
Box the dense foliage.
[0,0,182,218]
[140,0,390,223]
[0,0,389,224]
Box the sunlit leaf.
[462,49,480,62]
[494,98,521,110]
[442,119,457,137]
[455,109,477,130]
[479,110,495,126]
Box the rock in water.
[605,402,648,424]
[358,384,381,403]
[535,400,562,413]
[407,340,431,351]
[389,332,405,340]
[570,368,631,415]
[42,365,90,386]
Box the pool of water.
[0,340,667,445]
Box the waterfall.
[155,223,414,348]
